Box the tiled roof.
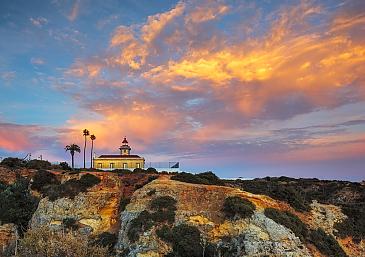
[97,154,142,159]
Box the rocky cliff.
[1,168,364,257]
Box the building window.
[136,163,140,168]
[110,163,114,169]
[98,163,102,168]
[123,163,128,169]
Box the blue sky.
[0,0,364,181]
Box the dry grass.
[16,227,109,257]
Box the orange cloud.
[62,109,178,154]
[60,0,365,166]
[68,0,80,22]
[186,1,229,23]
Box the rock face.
[31,173,123,235]
[24,172,363,257]
[30,172,157,235]
[307,201,346,235]
[116,177,312,257]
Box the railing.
[145,162,179,169]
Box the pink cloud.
[58,0,365,166]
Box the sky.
[0,0,364,181]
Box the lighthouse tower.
[119,137,131,155]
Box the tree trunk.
[71,152,74,169]
[83,135,86,169]
[90,140,94,169]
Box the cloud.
[96,14,119,29]
[1,71,16,83]
[30,17,48,28]
[30,57,45,65]
[58,0,365,167]
[186,0,229,23]
[0,123,43,152]
[68,0,80,21]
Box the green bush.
[150,196,177,223]
[79,173,101,188]
[308,229,347,257]
[119,197,131,212]
[232,177,364,241]
[0,157,26,168]
[150,196,177,211]
[264,208,308,241]
[263,208,347,256]
[62,217,78,230]
[146,167,158,174]
[127,196,177,242]
[133,168,145,173]
[59,162,71,170]
[222,196,255,220]
[92,232,118,254]
[31,170,60,194]
[44,174,101,201]
[171,171,223,186]
[147,189,156,196]
[112,169,132,175]
[334,204,365,243]
[156,225,173,242]
[169,224,203,257]
[26,159,52,169]
[0,178,39,234]
[127,211,154,242]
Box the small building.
[93,137,145,170]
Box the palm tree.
[82,129,90,169]
[65,144,81,169]
[90,134,96,169]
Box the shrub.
[127,210,154,242]
[26,159,52,170]
[119,197,131,212]
[62,217,79,230]
[146,167,158,174]
[171,171,223,186]
[222,196,255,220]
[127,196,177,242]
[308,228,347,257]
[150,196,177,223]
[264,208,308,241]
[135,175,158,190]
[0,178,39,234]
[31,170,60,194]
[156,225,173,242]
[112,169,132,175]
[334,204,365,242]
[0,157,26,168]
[147,189,156,196]
[44,174,101,201]
[59,161,71,170]
[133,168,145,173]
[150,196,177,211]
[92,232,118,254]
[264,208,347,256]
[79,173,101,188]
[158,223,220,257]
[18,227,109,257]
[170,224,203,257]
[232,179,309,212]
